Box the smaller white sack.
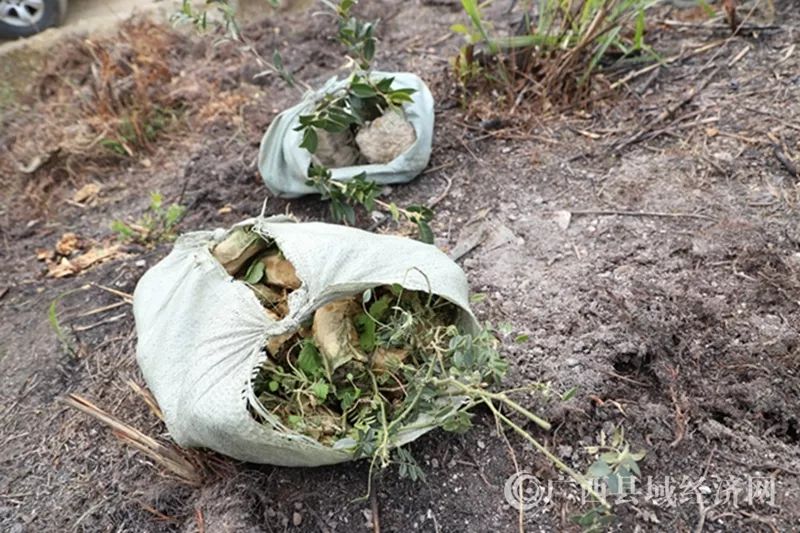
[257,72,434,198]
[133,217,477,466]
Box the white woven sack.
[257,72,434,198]
[133,217,477,466]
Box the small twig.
[196,508,205,533]
[63,394,202,485]
[91,283,133,302]
[427,175,453,209]
[73,300,129,320]
[566,209,717,222]
[611,65,720,154]
[694,496,720,533]
[599,369,649,388]
[609,40,727,91]
[668,384,688,448]
[370,477,381,533]
[659,19,781,32]
[499,425,525,533]
[73,312,128,332]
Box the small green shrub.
[452,0,657,109]
[111,192,186,245]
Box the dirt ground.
[1,1,799,531]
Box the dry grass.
[0,20,210,210]
[63,392,204,486]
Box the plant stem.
[432,378,551,430]
[328,179,425,224]
[484,399,611,510]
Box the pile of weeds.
[0,20,206,210]
[210,226,610,507]
[452,0,656,112]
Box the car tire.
[0,0,66,39]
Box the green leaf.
[149,191,163,211]
[406,204,433,221]
[268,380,280,392]
[416,220,434,244]
[110,220,136,240]
[368,295,390,321]
[300,127,318,153]
[244,260,265,284]
[387,202,400,221]
[441,410,473,433]
[363,37,375,62]
[350,82,378,98]
[164,204,185,228]
[561,386,578,401]
[375,77,395,92]
[587,459,612,479]
[297,340,323,377]
[355,313,377,352]
[310,381,329,401]
[514,334,529,343]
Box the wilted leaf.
[55,233,80,256]
[47,244,121,278]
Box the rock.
[292,511,303,526]
[260,254,302,289]
[311,129,358,168]
[355,109,416,164]
[212,228,267,275]
[312,299,365,371]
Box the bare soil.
[1,2,799,532]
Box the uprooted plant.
[306,164,434,243]
[211,226,610,507]
[452,0,657,111]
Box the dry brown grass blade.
[63,393,202,485]
[127,380,165,421]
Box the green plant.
[323,0,376,69]
[306,164,434,243]
[48,289,83,356]
[111,192,186,245]
[573,425,647,530]
[452,0,657,108]
[171,0,305,91]
[295,2,437,242]
[296,74,415,154]
[250,280,608,507]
